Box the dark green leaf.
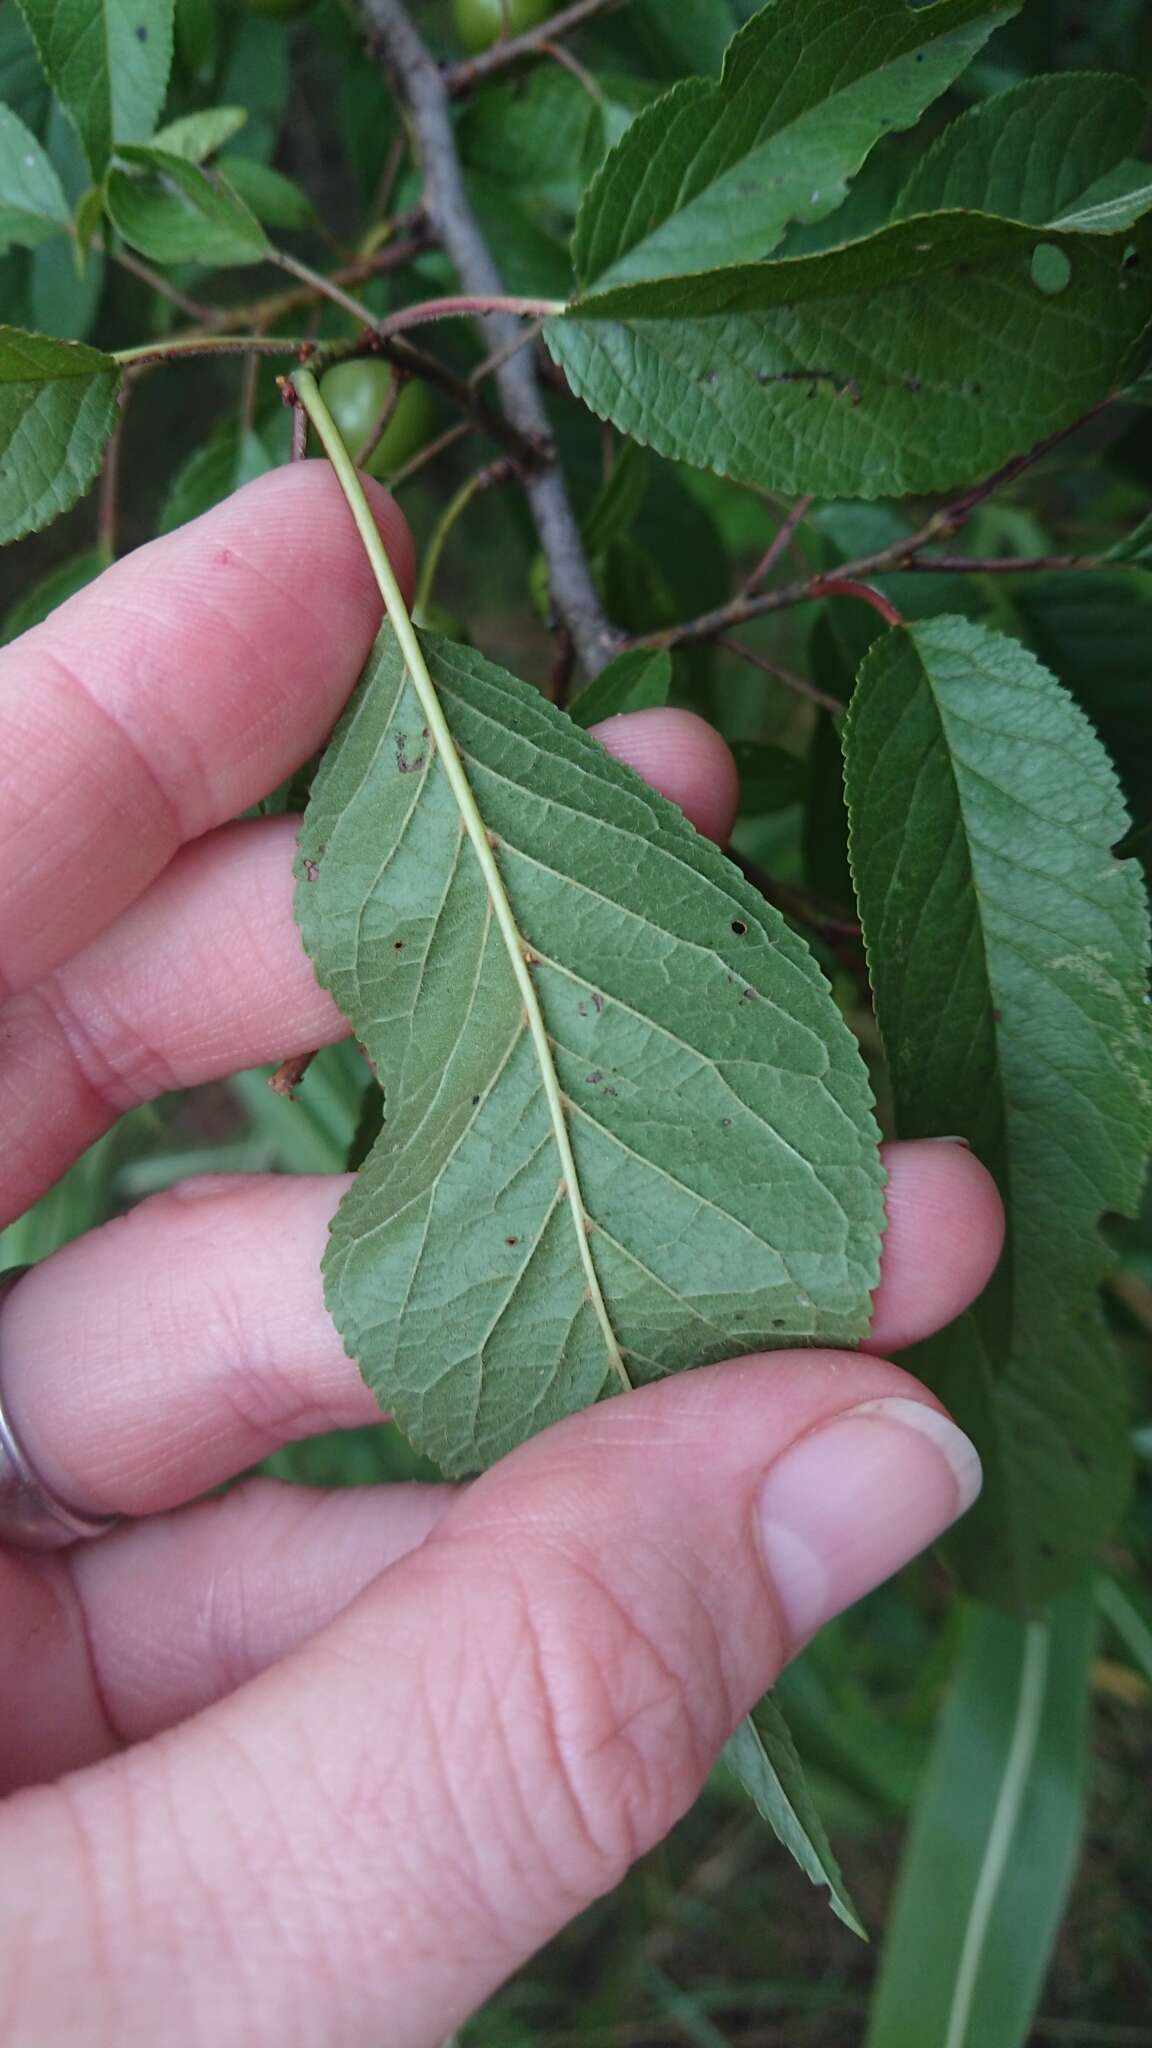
[568,647,672,728]
[1004,570,1152,836]
[106,145,268,267]
[732,739,807,816]
[296,629,885,1478]
[14,0,175,176]
[895,72,1152,231]
[583,439,649,559]
[150,103,247,163]
[573,0,1014,290]
[0,544,108,641]
[0,323,119,543]
[460,67,604,217]
[723,1692,866,1938]
[550,214,1152,499]
[218,155,314,231]
[157,418,280,533]
[866,1593,1097,2048]
[844,617,1152,1604]
[0,103,69,253]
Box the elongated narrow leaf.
[0,324,119,543]
[723,1693,865,1938]
[895,73,1152,231]
[0,104,69,254]
[573,0,1012,289]
[866,1593,1097,2048]
[568,647,671,729]
[14,0,174,176]
[106,145,268,267]
[296,631,885,1477]
[844,618,1152,1604]
[217,156,314,232]
[549,214,1152,500]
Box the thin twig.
[201,222,429,333]
[639,403,1113,652]
[538,35,606,104]
[365,0,621,677]
[268,1051,316,1098]
[354,370,404,469]
[441,0,621,95]
[97,398,126,561]
[902,550,1097,575]
[387,417,475,489]
[414,456,515,614]
[105,242,217,321]
[720,638,845,718]
[743,494,814,593]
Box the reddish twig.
[808,577,905,629]
[720,638,845,717]
[743,494,815,593]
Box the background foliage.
[2,0,1152,2041]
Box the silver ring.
[0,1268,121,1551]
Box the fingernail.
[924,1135,971,1148]
[757,1397,982,1647]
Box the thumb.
[2,1353,979,2048]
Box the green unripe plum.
[318,360,433,481]
[243,0,314,18]
[452,0,555,56]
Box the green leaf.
[105,144,268,267]
[218,155,314,231]
[0,323,119,544]
[843,618,1152,1605]
[732,739,807,816]
[460,67,604,218]
[0,103,69,253]
[550,213,1152,499]
[895,72,1152,231]
[1095,1571,1152,1687]
[1004,570,1152,838]
[1104,509,1152,566]
[573,0,1014,290]
[295,629,885,1478]
[583,439,650,559]
[0,543,108,641]
[866,1592,1097,2048]
[157,418,280,533]
[568,647,672,729]
[723,1692,866,1938]
[149,102,246,163]
[14,0,175,176]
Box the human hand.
[0,467,1003,2047]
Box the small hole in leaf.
[731,918,748,936]
[505,1235,519,1247]
[393,940,404,950]
[1031,243,1071,295]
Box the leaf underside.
[548,214,1152,500]
[296,630,886,1479]
[724,1692,865,1939]
[844,617,1152,1606]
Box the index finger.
[0,463,413,1000]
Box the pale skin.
[0,466,1005,2047]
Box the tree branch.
[639,404,1114,652]
[441,0,622,97]
[363,0,621,677]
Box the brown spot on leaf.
[395,731,427,775]
[303,859,319,882]
[592,991,605,1014]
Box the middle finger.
[0,1140,1003,1519]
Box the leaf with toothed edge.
[572,0,1016,290]
[548,212,1152,501]
[0,324,120,544]
[294,628,886,1480]
[843,616,1152,1606]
